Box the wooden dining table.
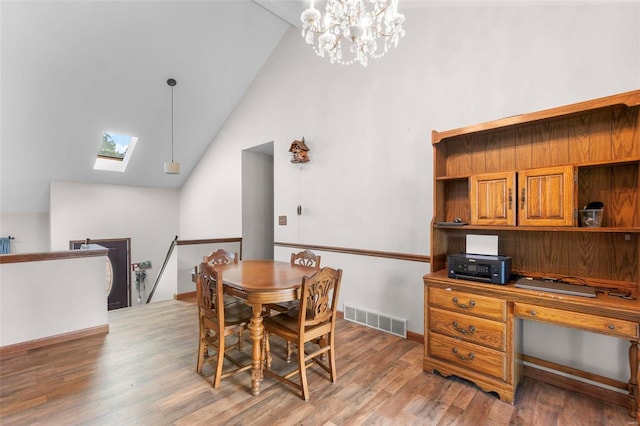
[212,259,317,395]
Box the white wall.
[180,2,639,382]
[274,246,429,332]
[0,213,49,253]
[0,255,108,346]
[50,181,180,303]
[176,241,242,294]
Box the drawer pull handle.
[452,321,476,335]
[452,347,475,361]
[452,297,476,309]
[530,310,537,316]
[608,324,615,330]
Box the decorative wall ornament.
[289,137,310,163]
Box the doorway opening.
[70,238,131,310]
[242,142,274,260]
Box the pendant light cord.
[167,78,177,163]
[170,84,174,162]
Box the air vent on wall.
[343,304,407,338]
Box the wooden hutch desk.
[423,90,640,417]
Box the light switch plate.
[278,215,287,225]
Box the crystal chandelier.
[301,0,405,67]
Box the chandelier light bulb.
[300,0,405,67]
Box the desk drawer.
[429,287,507,322]
[429,333,507,381]
[514,303,639,339]
[429,307,506,351]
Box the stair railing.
[146,235,178,303]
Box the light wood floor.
[0,299,632,425]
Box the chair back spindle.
[204,249,238,265]
[196,262,225,325]
[290,249,321,269]
[266,249,322,314]
[299,267,341,328]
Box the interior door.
[71,239,130,310]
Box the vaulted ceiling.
[1,0,431,214]
[0,0,307,213]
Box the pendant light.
[164,78,180,174]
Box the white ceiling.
[254,0,308,26]
[1,0,453,214]
[0,0,296,213]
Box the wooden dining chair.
[196,262,252,388]
[202,249,243,307]
[290,249,321,268]
[203,248,238,265]
[268,250,321,314]
[262,267,343,401]
[266,249,323,358]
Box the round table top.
[213,259,317,292]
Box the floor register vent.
[343,305,407,338]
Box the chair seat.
[223,294,244,306]
[263,311,298,335]
[263,309,330,342]
[267,300,300,313]
[223,302,252,325]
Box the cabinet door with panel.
[517,165,576,226]
[470,172,516,226]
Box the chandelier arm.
[324,10,341,31]
[373,0,394,19]
[329,33,344,52]
[335,0,348,9]
[370,28,395,37]
[310,22,339,35]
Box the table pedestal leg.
[249,303,263,396]
[629,340,639,418]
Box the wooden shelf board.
[433,225,640,233]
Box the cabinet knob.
[530,310,537,316]
[452,321,476,335]
[452,347,475,361]
[452,297,476,309]
[608,324,615,330]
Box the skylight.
[93,132,138,172]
